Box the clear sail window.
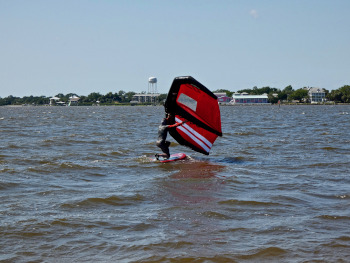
[177,93,197,112]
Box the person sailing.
[155,114,186,160]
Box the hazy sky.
[1,0,349,97]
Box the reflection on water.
[170,159,225,178]
[166,160,225,204]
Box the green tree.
[340,85,350,103]
[237,86,278,95]
[328,89,341,102]
[157,94,167,104]
[277,85,293,101]
[123,92,136,102]
[267,93,279,104]
[3,95,19,105]
[237,88,254,94]
[283,85,293,93]
[327,85,350,103]
[87,92,102,103]
[260,86,279,95]
[113,92,122,103]
[289,89,309,103]
[104,92,115,103]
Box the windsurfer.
[156,115,186,160]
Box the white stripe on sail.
[175,117,213,148]
[177,125,211,153]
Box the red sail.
[164,76,222,155]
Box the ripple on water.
[61,194,145,208]
[219,199,282,207]
[318,215,350,221]
[237,247,288,260]
[0,181,20,190]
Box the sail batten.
[165,76,222,155]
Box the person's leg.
[156,140,170,159]
[163,141,170,158]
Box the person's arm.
[168,121,187,129]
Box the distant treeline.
[1,85,350,106]
[0,91,166,106]
[214,84,350,103]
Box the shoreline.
[2,103,350,107]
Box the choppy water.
[0,105,350,262]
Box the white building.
[131,93,161,103]
[49,97,60,106]
[230,93,269,104]
[214,92,231,104]
[307,87,326,103]
[68,95,80,106]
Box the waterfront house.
[230,92,269,104]
[68,95,80,106]
[49,97,60,106]
[307,87,326,103]
[214,93,231,104]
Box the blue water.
[0,105,350,262]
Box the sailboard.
[153,153,187,163]
[164,76,222,155]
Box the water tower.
[148,77,157,94]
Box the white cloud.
[250,9,258,19]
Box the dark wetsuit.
[156,118,183,158]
